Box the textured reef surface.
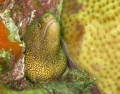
[0,69,94,94]
[0,0,95,94]
[60,0,120,94]
[1,0,119,94]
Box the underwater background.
[0,0,120,94]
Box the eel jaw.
[42,19,57,41]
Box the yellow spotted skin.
[24,13,67,82]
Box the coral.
[42,69,95,94]
[60,0,120,94]
[0,19,25,89]
[0,69,94,94]
[0,0,63,40]
[0,0,66,92]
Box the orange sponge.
[0,20,22,66]
[0,0,4,3]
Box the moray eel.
[24,13,67,82]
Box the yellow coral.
[60,0,120,93]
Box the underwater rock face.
[60,0,120,94]
[0,0,65,91]
[0,0,62,40]
[0,19,26,90]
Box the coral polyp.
[60,0,120,93]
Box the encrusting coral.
[60,0,120,94]
[0,69,94,94]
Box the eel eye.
[36,22,42,30]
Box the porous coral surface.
[60,0,120,94]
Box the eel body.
[24,13,67,82]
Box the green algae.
[41,69,95,94]
[32,0,42,10]
[0,69,95,94]
[7,89,44,94]
[26,69,95,94]
[56,0,63,22]
[0,82,44,94]
[0,50,11,63]
[0,50,12,72]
